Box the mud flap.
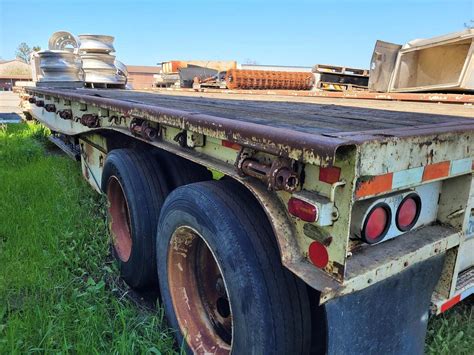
[324,254,445,355]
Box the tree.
[15,43,41,64]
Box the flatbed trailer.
[23,87,474,354]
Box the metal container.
[390,29,474,92]
[370,29,474,92]
[78,34,115,53]
[37,50,84,87]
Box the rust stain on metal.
[168,226,231,354]
[130,118,159,141]
[325,261,345,281]
[239,158,299,192]
[79,114,100,128]
[58,109,73,120]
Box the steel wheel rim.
[168,226,232,354]
[107,176,132,262]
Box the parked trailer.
[23,87,474,354]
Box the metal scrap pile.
[155,60,371,92]
[32,31,128,88]
[155,61,317,91]
[154,60,236,89]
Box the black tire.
[102,148,171,289]
[153,150,212,188]
[156,180,311,354]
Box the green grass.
[426,300,473,355]
[0,123,472,354]
[0,123,177,354]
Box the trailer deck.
[26,87,474,170]
[72,88,474,134]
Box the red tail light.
[361,203,391,244]
[396,193,421,231]
[288,198,318,222]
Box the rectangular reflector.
[355,173,393,198]
[450,158,472,176]
[222,140,241,150]
[422,161,450,181]
[319,166,341,184]
[440,294,461,313]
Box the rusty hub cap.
[168,226,232,354]
[107,176,132,262]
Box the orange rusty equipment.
[225,69,314,90]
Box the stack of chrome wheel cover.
[36,31,84,88]
[79,35,127,87]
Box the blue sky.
[1,0,472,68]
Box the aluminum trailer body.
[23,87,474,354]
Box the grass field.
[0,123,177,354]
[0,123,472,354]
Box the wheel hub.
[168,226,232,354]
[107,176,132,262]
